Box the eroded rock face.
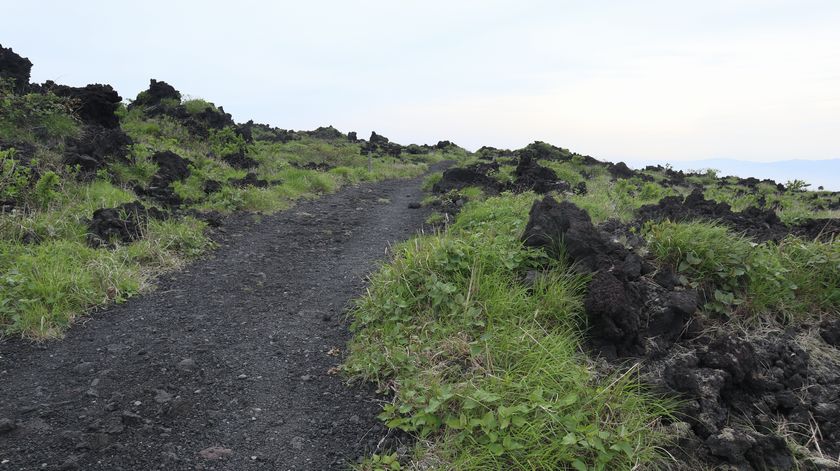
[0,44,33,92]
[87,202,163,247]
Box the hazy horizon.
[5,1,840,165]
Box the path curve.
[0,165,445,470]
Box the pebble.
[300,375,312,382]
[290,436,305,450]
[198,446,233,460]
[121,411,142,426]
[177,358,196,371]
[72,362,94,375]
[154,390,173,404]
[0,417,16,434]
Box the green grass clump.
[646,220,840,321]
[0,79,80,143]
[0,175,212,338]
[345,194,673,470]
[182,98,218,115]
[0,214,209,338]
[568,175,676,223]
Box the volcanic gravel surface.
[0,166,447,470]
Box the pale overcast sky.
[5,1,840,162]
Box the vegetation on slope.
[347,194,673,470]
[0,65,462,338]
[347,142,839,470]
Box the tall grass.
[646,220,840,321]
[346,195,673,470]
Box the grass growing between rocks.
[645,220,840,322]
[2,80,458,338]
[346,194,673,470]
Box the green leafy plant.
[0,149,31,201]
[33,171,61,208]
[345,194,673,470]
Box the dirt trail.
[0,165,446,470]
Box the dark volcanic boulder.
[129,79,181,110]
[820,319,840,347]
[520,196,625,271]
[521,196,698,357]
[236,121,254,143]
[347,131,357,142]
[0,139,37,164]
[0,44,33,92]
[50,83,122,128]
[607,161,635,179]
[136,151,191,205]
[638,189,790,242]
[292,161,333,172]
[432,167,501,194]
[203,180,223,194]
[369,131,389,147]
[383,142,402,157]
[584,272,640,349]
[306,126,344,140]
[230,172,269,188]
[64,126,132,171]
[87,201,163,247]
[512,155,570,194]
[221,150,258,169]
[151,151,190,185]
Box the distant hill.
[625,158,840,191]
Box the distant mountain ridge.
[624,158,840,191]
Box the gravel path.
[0,166,445,470]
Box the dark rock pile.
[230,172,269,188]
[128,79,181,110]
[520,196,697,357]
[305,126,344,140]
[49,83,122,129]
[520,195,840,470]
[87,201,163,247]
[129,80,235,138]
[607,161,635,179]
[64,126,132,171]
[512,155,570,194]
[221,150,258,169]
[432,165,501,195]
[135,151,191,206]
[362,131,402,157]
[637,188,840,242]
[0,44,33,93]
